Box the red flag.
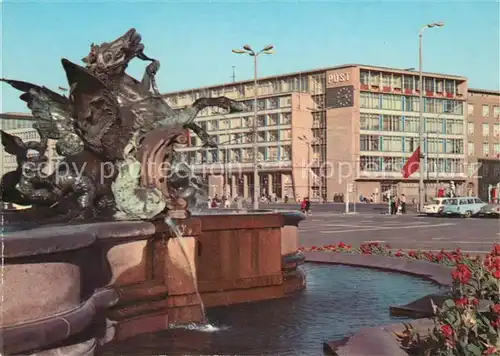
[402,146,421,179]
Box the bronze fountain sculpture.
[1,28,246,223]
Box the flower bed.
[301,243,500,355]
[300,242,475,267]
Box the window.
[402,76,414,90]
[482,105,490,117]
[281,113,291,125]
[281,146,291,160]
[369,72,380,86]
[467,122,474,135]
[280,96,291,108]
[404,117,419,133]
[403,96,419,112]
[268,113,279,126]
[494,143,500,157]
[381,156,403,172]
[360,113,380,131]
[381,136,403,152]
[267,130,278,142]
[392,75,402,88]
[381,115,402,131]
[424,78,434,92]
[360,92,380,108]
[381,95,402,110]
[445,119,463,135]
[268,147,278,161]
[467,142,474,156]
[360,71,369,85]
[444,80,455,94]
[360,156,381,171]
[360,135,380,151]
[494,106,500,118]
[467,104,474,115]
[445,139,464,154]
[482,123,489,136]
[280,129,291,140]
[483,142,490,156]
[381,74,391,87]
[494,123,500,137]
[436,79,444,93]
[267,97,279,110]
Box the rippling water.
[102,263,445,355]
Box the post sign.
[327,72,351,85]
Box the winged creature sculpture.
[0,28,247,222]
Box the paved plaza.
[297,212,500,254]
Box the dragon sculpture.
[1,28,246,222]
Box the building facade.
[2,65,496,203]
[163,64,469,202]
[466,89,500,201]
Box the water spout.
[164,216,207,324]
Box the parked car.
[478,203,500,218]
[422,197,452,216]
[440,197,486,218]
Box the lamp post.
[418,21,444,212]
[232,44,274,210]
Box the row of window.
[196,95,293,117]
[467,122,500,137]
[360,93,464,114]
[359,155,465,173]
[179,145,292,164]
[360,113,464,135]
[189,129,292,147]
[360,135,464,154]
[198,112,292,132]
[467,142,500,157]
[0,119,34,131]
[359,70,462,94]
[468,103,500,118]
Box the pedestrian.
[390,195,397,215]
[400,194,407,214]
[300,197,307,214]
[305,197,312,216]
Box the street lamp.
[418,21,444,211]
[232,44,274,210]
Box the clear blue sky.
[1,0,499,113]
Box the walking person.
[390,195,397,215]
[400,194,407,214]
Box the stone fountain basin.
[1,209,305,355]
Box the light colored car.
[440,197,486,218]
[422,197,451,215]
[478,203,500,218]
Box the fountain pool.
[101,263,446,355]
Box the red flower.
[491,317,500,328]
[494,269,500,279]
[440,324,454,339]
[395,250,403,257]
[492,244,500,257]
[338,242,346,248]
[452,264,472,284]
[311,245,317,250]
[455,297,469,308]
[483,347,498,355]
[490,304,500,314]
[408,250,417,257]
